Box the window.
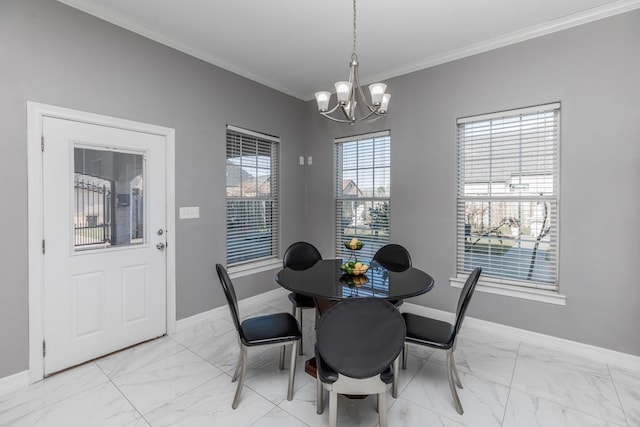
[456,103,559,293]
[226,125,279,267]
[335,131,390,260]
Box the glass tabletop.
[275,259,434,301]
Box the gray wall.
[0,0,307,378]
[304,10,640,356]
[1,0,638,380]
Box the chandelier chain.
[352,0,357,57]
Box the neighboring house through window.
[226,125,279,267]
[335,131,391,260]
[455,103,561,302]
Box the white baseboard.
[7,290,636,396]
[0,370,29,397]
[238,287,289,310]
[175,287,288,332]
[402,302,640,371]
[1,289,289,395]
[174,305,228,332]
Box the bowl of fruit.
[340,260,369,276]
[339,274,369,288]
[344,238,364,250]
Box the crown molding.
[56,0,305,99]
[57,0,640,102]
[303,0,640,100]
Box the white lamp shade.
[379,93,391,113]
[334,81,352,104]
[369,83,387,105]
[315,91,331,111]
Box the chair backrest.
[215,264,242,332]
[372,244,412,272]
[453,267,482,337]
[283,241,322,270]
[316,298,406,379]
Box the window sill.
[228,259,282,279]
[449,276,566,306]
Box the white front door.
[42,117,167,376]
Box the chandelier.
[314,0,390,124]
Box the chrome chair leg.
[329,390,338,427]
[316,376,324,414]
[446,351,464,415]
[231,348,243,382]
[297,307,304,355]
[287,341,298,401]
[279,345,286,370]
[402,343,408,369]
[392,356,399,398]
[378,391,388,427]
[449,350,463,388]
[232,346,248,409]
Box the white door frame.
[27,102,176,384]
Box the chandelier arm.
[355,108,380,122]
[351,58,379,112]
[323,103,344,116]
[320,111,354,124]
[319,101,357,123]
[356,82,377,111]
[364,115,386,124]
[340,103,355,122]
[321,108,385,124]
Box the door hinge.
[42,239,45,254]
[42,340,46,357]
[41,135,44,152]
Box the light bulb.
[315,91,331,112]
[379,93,391,113]
[335,81,352,104]
[369,83,387,105]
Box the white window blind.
[335,131,391,260]
[456,103,559,290]
[226,126,279,267]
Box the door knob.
[156,242,166,250]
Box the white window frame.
[334,131,391,260]
[451,103,565,305]
[225,125,280,275]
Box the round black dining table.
[276,258,434,392]
[275,258,434,302]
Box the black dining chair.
[283,241,322,355]
[315,298,406,427]
[216,264,302,409]
[401,267,482,415]
[372,243,412,397]
[372,244,412,308]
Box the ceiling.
[57,0,639,101]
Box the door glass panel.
[74,146,145,251]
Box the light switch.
[307,156,313,165]
[179,206,200,219]
[299,156,304,165]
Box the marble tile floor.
[1,294,639,427]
